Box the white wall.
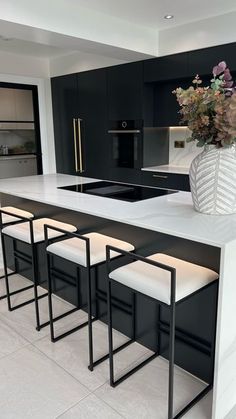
[50,50,128,77]
[159,11,236,56]
[0,52,56,174]
[0,50,49,78]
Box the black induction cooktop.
[58,181,177,202]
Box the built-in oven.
[108,120,143,169]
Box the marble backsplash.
[169,127,201,167]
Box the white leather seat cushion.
[47,232,135,267]
[2,218,77,243]
[1,206,34,225]
[109,253,218,305]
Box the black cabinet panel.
[51,69,109,179]
[153,79,191,127]
[188,43,236,77]
[76,68,109,179]
[51,74,78,174]
[140,171,190,191]
[107,62,143,120]
[144,53,188,83]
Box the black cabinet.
[153,79,190,127]
[140,170,190,191]
[51,74,78,175]
[51,69,109,179]
[107,61,143,120]
[144,53,188,83]
[188,43,236,77]
[76,69,109,178]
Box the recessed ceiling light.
[164,14,174,19]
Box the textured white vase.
[189,145,236,215]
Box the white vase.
[189,144,236,215]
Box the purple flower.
[212,61,227,76]
[224,81,234,88]
[224,68,232,81]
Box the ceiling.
[75,0,236,29]
[0,20,154,61]
[0,37,75,58]
[0,0,235,61]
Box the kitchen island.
[0,173,235,419]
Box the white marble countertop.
[141,164,189,175]
[0,173,236,248]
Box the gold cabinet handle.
[77,118,84,173]
[152,174,168,179]
[73,118,79,172]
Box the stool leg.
[132,292,136,341]
[168,301,176,419]
[47,253,55,341]
[32,243,40,331]
[87,267,94,371]
[1,233,12,309]
[107,277,115,386]
[94,265,99,320]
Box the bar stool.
[1,210,77,331]
[106,246,219,419]
[45,224,135,371]
[0,207,34,299]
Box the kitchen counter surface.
[142,164,189,175]
[0,173,235,248]
[0,173,235,419]
[0,154,36,160]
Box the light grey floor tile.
[35,320,151,392]
[0,316,29,358]
[0,344,90,419]
[184,391,212,419]
[95,357,208,419]
[0,273,87,343]
[57,394,123,419]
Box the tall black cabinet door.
[107,62,143,120]
[51,74,78,174]
[77,69,109,179]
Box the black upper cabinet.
[188,43,236,77]
[107,62,143,120]
[144,52,188,83]
[51,74,78,175]
[154,79,190,127]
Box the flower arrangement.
[173,61,236,147]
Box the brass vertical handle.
[77,118,84,173]
[73,118,79,172]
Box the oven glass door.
[112,132,139,168]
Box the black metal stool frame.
[106,245,219,419]
[44,224,135,372]
[0,211,28,299]
[0,209,49,331]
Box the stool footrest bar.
[91,338,134,369]
[111,352,158,387]
[51,317,97,342]
[1,283,34,300]
[173,383,212,419]
[0,270,16,280]
[9,291,48,311]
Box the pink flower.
[212,61,227,76]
